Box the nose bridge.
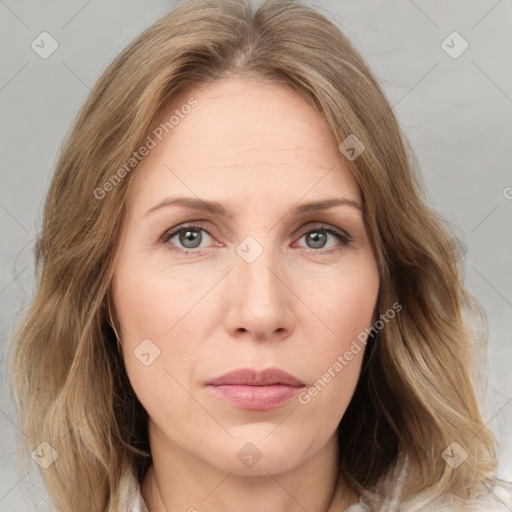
[225,232,293,339]
[234,233,283,305]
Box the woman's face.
[111,76,380,476]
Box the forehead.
[128,76,360,215]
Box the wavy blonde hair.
[8,0,502,510]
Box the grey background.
[1,0,511,509]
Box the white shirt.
[126,471,512,512]
[126,473,364,512]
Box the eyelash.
[160,222,352,256]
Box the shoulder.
[123,469,512,512]
[123,470,150,512]
[353,479,512,512]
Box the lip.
[207,368,305,387]
[206,368,305,410]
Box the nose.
[223,241,295,342]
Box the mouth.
[205,368,305,410]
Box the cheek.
[299,255,379,347]
[112,252,202,345]
[111,255,209,408]
[295,256,378,407]
[112,275,197,430]
[296,285,373,426]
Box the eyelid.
[160,220,217,244]
[294,222,352,242]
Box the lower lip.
[206,384,303,410]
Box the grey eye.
[304,231,328,249]
[178,229,203,249]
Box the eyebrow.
[144,196,363,217]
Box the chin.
[201,435,313,476]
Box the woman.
[8,0,511,510]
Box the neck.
[141,421,359,512]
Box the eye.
[294,224,352,254]
[161,222,352,255]
[161,224,214,253]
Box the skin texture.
[111,76,380,512]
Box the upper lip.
[207,368,305,387]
